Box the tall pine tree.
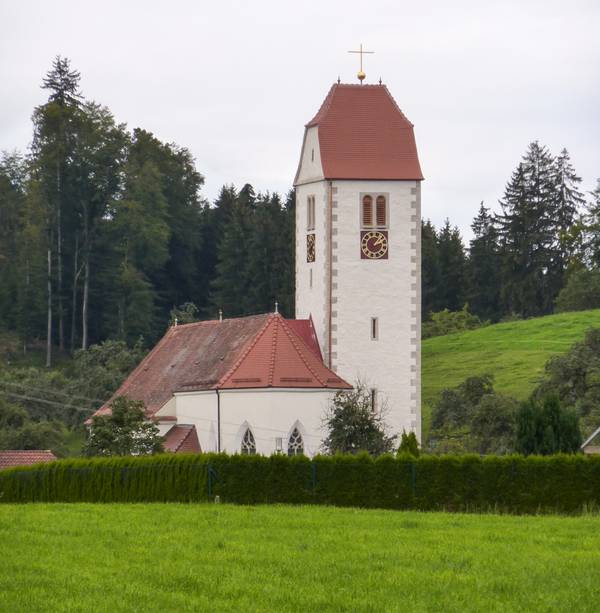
[467,203,501,320]
[496,142,557,316]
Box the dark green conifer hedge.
[2,453,600,514]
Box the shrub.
[2,452,600,514]
[515,395,582,455]
[555,268,600,313]
[422,304,488,339]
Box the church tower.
[294,81,423,440]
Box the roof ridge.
[380,84,413,127]
[278,317,328,386]
[268,317,278,386]
[216,314,277,388]
[175,313,270,329]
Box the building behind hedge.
[92,313,351,456]
[91,78,423,456]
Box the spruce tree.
[496,142,557,316]
[436,219,467,312]
[210,191,254,317]
[547,149,585,299]
[467,203,501,320]
[584,179,600,267]
[421,219,440,317]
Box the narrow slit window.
[371,317,378,340]
[376,195,387,227]
[371,389,377,413]
[362,195,373,227]
[309,268,313,288]
[307,196,315,231]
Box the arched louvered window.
[376,195,387,227]
[241,428,256,455]
[287,427,304,456]
[362,195,373,228]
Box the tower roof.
[297,83,423,182]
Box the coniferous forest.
[1,57,599,363]
[1,56,599,454]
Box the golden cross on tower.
[348,43,374,83]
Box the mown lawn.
[422,308,600,436]
[1,504,600,612]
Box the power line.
[0,390,95,415]
[0,381,107,406]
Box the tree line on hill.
[0,57,293,369]
[2,57,600,368]
[423,141,600,323]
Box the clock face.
[361,231,388,260]
[307,233,315,263]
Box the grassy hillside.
[422,309,600,434]
[1,504,599,612]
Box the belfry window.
[241,428,256,455]
[362,195,373,227]
[376,195,387,227]
[288,427,304,456]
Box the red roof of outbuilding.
[296,83,423,182]
[0,450,56,470]
[92,313,349,420]
[163,425,201,453]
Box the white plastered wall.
[173,388,339,456]
[295,174,421,442]
[295,179,330,356]
[330,179,421,441]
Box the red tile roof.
[218,314,350,390]
[163,425,201,453]
[286,316,322,360]
[92,314,349,420]
[0,450,57,470]
[297,83,423,182]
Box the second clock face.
[361,231,388,259]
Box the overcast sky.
[2,0,599,239]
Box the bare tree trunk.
[56,161,64,352]
[81,208,89,350]
[23,257,30,356]
[82,257,89,350]
[46,245,52,368]
[70,234,79,353]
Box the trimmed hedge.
[2,452,600,514]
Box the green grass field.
[1,503,599,612]
[422,309,600,435]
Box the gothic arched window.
[241,428,256,455]
[376,195,387,227]
[362,195,373,228]
[287,427,304,456]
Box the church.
[92,71,423,457]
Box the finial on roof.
[218,309,223,322]
[379,77,382,85]
[337,75,341,84]
[274,301,279,314]
[348,43,374,83]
